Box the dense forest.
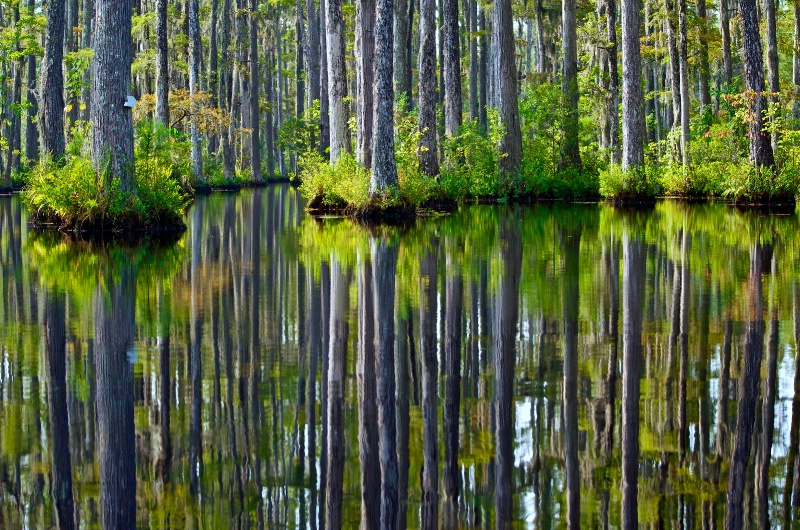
[1,0,800,222]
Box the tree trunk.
[443,252,462,508]
[189,0,204,180]
[92,0,135,190]
[478,4,487,129]
[325,257,350,530]
[358,257,381,530]
[394,0,411,108]
[249,0,263,181]
[622,0,644,172]
[45,290,75,530]
[25,0,39,166]
[371,0,399,194]
[605,0,619,163]
[738,0,774,167]
[208,0,220,153]
[764,0,779,151]
[665,0,681,134]
[468,0,478,121]
[678,0,690,165]
[561,0,581,169]
[42,0,66,161]
[320,0,331,154]
[220,0,235,179]
[725,244,766,530]
[720,0,733,87]
[155,0,170,124]
[371,236,400,530]
[443,0,462,135]
[307,0,321,114]
[420,249,439,530]
[326,0,350,162]
[491,0,522,180]
[418,0,439,175]
[356,0,376,168]
[296,0,306,122]
[794,0,800,121]
[697,0,711,107]
[621,229,645,530]
[495,213,522,529]
[95,259,137,530]
[80,0,94,121]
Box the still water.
[0,186,798,529]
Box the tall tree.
[320,0,331,154]
[720,0,733,87]
[188,0,204,180]
[621,0,644,172]
[697,0,711,107]
[561,0,581,169]
[491,0,523,180]
[249,0,263,181]
[418,0,439,175]
[356,0,376,168]
[603,0,619,162]
[678,0,690,165]
[25,0,39,166]
[738,0,775,167]
[370,0,399,194]
[468,0,478,121]
[394,0,411,108]
[443,0,462,135]
[155,0,169,124]
[765,0,779,151]
[327,0,350,162]
[41,0,66,162]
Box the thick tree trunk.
[561,0,581,169]
[738,0,774,167]
[621,229,645,530]
[720,0,733,87]
[356,0,376,168]
[220,0,235,179]
[42,0,66,161]
[665,0,681,133]
[95,260,137,530]
[394,0,411,108]
[443,0,462,135]
[494,213,522,529]
[491,0,522,180]
[678,0,690,165]
[418,0,439,175]
[249,0,263,181]
[25,0,39,166]
[327,0,350,162]
[189,0,204,180]
[371,0,399,194]
[622,0,644,172]
[420,249,439,530]
[92,0,135,190]
[725,244,766,530]
[45,290,75,530]
[155,0,169,124]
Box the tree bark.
[605,0,619,163]
[764,0,779,151]
[678,0,690,165]
[42,0,66,161]
[621,229,645,530]
[720,0,733,87]
[561,0,581,169]
[621,0,644,171]
[155,0,170,124]
[307,0,321,114]
[738,0,774,167]
[80,0,94,122]
[697,0,711,107]
[443,251,462,508]
[794,0,800,121]
[92,0,135,190]
[418,0,439,175]
[189,0,204,180]
[420,249,439,530]
[443,0,462,135]
[371,0,400,194]
[479,4,488,129]
[25,0,39,166]
[394,0,411,108]
[249,0,263,181]
[320,0,331,154]
[491,0,522,180]
[665,0,681,133]
[356,0,376,168]
[725,244,766,530]
[468,0,478,121]
[326,0,351,162]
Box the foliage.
[134,90,232,135]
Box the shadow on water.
[4,189,800,528]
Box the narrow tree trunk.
[794,0,800,121]
[209,0,220,153]
[249,0,263,181]
[621,229,645,530]
[420,249,439,530]
[189,0,204,180]
[605,0,620,163]
[764,0,779,152]
[720,0,733,87]
[92,0,135,190]
[326,0,350,162]
[561,0,581,169]
[697,0,711,107]
[622,0,644,171]
[356,0,376,168]
[80,0,94,122]
[42,0,66,161]
[25,0,39,166]
[443,252,462,508]
[220,0,236,179]
[320,0,331,154]
[371,0,399,194]
[665,0,681,133]
[479,4,487,129]
[307,0,321,114]
[296,0,306,121]
[443,0,462,135]
[725,244,766,530]
[155,0,170,124]
[468,0,478,121]
[419,0,439,175]
[678,0,690,165]
[394,0,411,108]
[491,0,522,180]
[739,0,774,167]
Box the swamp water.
[0,186,798,529]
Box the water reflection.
[3,189,800,528]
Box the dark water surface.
[1,186,799,529]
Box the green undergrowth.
[22,120,191,231]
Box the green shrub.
[600,164,660,199]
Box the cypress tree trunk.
[794,0,800,121]
[188,0,204,180]
[468,0,478,121]
[442,252,462,507]
[419,0,439,175]
[92,0,135,190]
[738,0,774,168]
[370,236,399,530]
[306,0,320,113]
[356,0,376,168]
[697,0,711,107]
[249,0,263,181]
[720,0,733,87]
[371,0,399,194]
[725,244,765,530]
[326,0,350,162]
[678,0,690,165]
[562,0,581,170]
[420,249,439,530]
[155,0,170,124]
[621,0,644,172]
[320,0,331,154]
[296,0,306,120]
[665,0,681,133]
[478,4,487,129]
[42,0,66,161]
[443,0,462,135]
[394,0,411,108]
[621,229,645,530]
[80,0,94,121]
[491,0,522,180]
[764,0,779,151]
[605,0,619,163]
[25,0,39,166]
[209,0,220,153]
[220,0,235,179]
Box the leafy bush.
[600,164,660,199]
